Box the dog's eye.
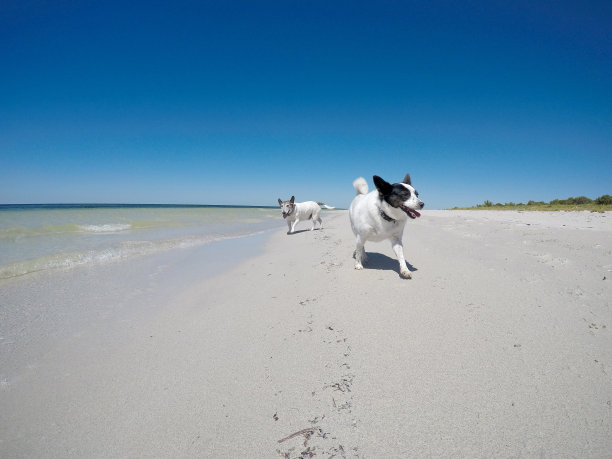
[415,191,419,197]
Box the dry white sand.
[1,210,611,458]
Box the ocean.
[0,204,281,280]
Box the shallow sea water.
[0,204,280,279]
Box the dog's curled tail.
[353,177,368,195]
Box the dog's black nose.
[420,202,425,209]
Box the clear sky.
[1,1,610,209]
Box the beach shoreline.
[1,210,611,457]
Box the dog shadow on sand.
[287,229,323,235]
[361,252,418,277]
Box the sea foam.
[78,223,132,233]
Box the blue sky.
[1,1,610,209]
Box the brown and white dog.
[278,196,323,234]
[349,174,424,278]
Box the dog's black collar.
[379,207,397,223]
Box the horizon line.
[0,203,280,209]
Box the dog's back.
[349,177,378,238]
[294,201,321,220]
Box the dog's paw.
[354,262,364,270]
[400,269,412,279]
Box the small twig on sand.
[277,427,317,443]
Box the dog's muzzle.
[400,201,424,219]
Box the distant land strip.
[452,195,612,212]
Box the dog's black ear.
[373,175,392,195]
[278,198,283,206]
[290,196,295,203]
[402,173,411,185]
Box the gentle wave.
[0,221,172,239]
[0,224,82,239]
[77,223,132,233]
[0,216,276,239]
[0,232,260,280]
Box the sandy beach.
[1,209,611,458]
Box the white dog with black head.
[349,174,424,278]
[278,196,323,234]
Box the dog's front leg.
[392,239,412,279]
[286,220,293,234]
[354,236,366,270]
[290,219,299,234]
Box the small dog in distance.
[278,196,323,234]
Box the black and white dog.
[349,174,424,278]
[278,196,323,234]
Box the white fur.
[353,177,369,195]
[279,199,323,234]
[349,176,423,278]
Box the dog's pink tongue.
[413,210,421,218]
